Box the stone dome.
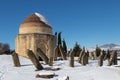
[19,13,52,34]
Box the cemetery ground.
[0,55,120,80]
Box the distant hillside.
[88,43,120,52]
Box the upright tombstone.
[108,51,117,66]
[49,57,53,66]
[59,45,67,60]
[85,51,89,64]
[26,49,43,70]
[98,52,104,66]
[81,53,87,66]
[69,50,74,67]
[37,48,49,64]
[80,51,89,66]
[78,48,85,63]
[102,50,106,59]
[47,35,54,65]
[114,51,117,65]
[12,52,21,67]
[104,50,111,64]
[53,46,58,61]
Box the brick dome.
[19,13,52,34]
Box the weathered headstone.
[37,48,49,64]
[26,49,43,70]
[49,57,53,66]
[114,51,117,65]
[104,50,111,65]
[108,51,117,66]
[86,51,89,64]
[59,45,67,60]
[81,53,87,66]
[36,73,54,78]
[78,49,85,63]
[53,46,58,61]
[69,50,74,67]
[98,52,104,66]
[12,52,21,67]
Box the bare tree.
[0,43,10,54]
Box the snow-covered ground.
[0,55,120,80]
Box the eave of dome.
[21,21,52,29]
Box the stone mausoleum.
[15,13,56,59]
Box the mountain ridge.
[88,43,120,52]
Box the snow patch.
[52,66,60,69]
[34,12,49,25]
[92,67,120,80]
[57,76,69,80]
[38,71,55,75]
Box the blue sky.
[0,0,120,49]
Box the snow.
[92,67,120,80]
[0,55,120,80]
[38,71,55,75]
[112,46,120,50]
[57,76,69,80]
[34,12,50,25]
[51,66,60,69]
[87,47,95,52]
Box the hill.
[88,43,120,52]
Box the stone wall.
[15,33,56,59]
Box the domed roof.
[19,13,52,34]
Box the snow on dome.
[34,12,49,25]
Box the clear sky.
[0,0,120,50]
